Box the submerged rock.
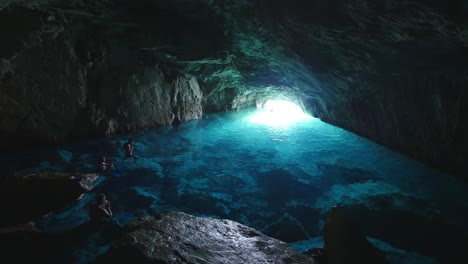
[96,211,318,264]
[0,171,99,227]
[255,168,317,208]
[323,206,388,264]
[285,203,322,237]
[262,213,309,243]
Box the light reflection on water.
[2,107,468,263]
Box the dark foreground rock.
[261,213,309,243]
[96,211,318,264]
[0,171,99,227]
[0,226,55,263]
[323,206,388,264]
[338,204,468,264]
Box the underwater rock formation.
[0,171,99,227]
[96,211,318,264]
[261,213,309,243]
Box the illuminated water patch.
[248,100,313,127]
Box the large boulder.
[96,211,319,264]
[0,171,99,227]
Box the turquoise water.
[4,108,468,263]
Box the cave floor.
[3,108,468,263]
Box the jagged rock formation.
[0,0,467,178]
[0,1,205,149]
[95,211,318,264]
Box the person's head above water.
[128,137,134,144]
[99,156,106,162]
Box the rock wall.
[1,0,467,178]
[246,0,468,178]
[0,4,204,149]
[314,72,468,178]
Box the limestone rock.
[96,211,318,264]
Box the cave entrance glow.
[248,100,313,127]
[2,108,468,263]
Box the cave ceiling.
[5,0,467,112]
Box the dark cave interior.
[1,1,468,263]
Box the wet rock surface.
[96,211,319,264]
[0,171,99,227]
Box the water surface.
[3,108,468,263]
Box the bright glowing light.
[248,100,313,127]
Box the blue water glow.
[2,108,468,263]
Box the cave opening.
[2,0,468,263]
[2,108,468,263]
[248,99,314,127]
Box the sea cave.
[1,1,468,263]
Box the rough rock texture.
[0,2,204,149]
[1,1,467,178]
[211,0,468,178]
[96,211,319,264]
[0,171,99,227]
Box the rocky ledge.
[96,211,319,264]
[0,171,99,227]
